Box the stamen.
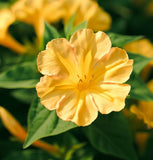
[77,74,80,78]
[79,79,83,83]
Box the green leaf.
[0,60,40,89]
[43,21,60,48]
[0,47,19,72]
[128,52,153,74]
[128,72,153,101]
[3,150,55,160]
[0,2,10,9]
[108,32,143,48]
[0,139,23,159]
[142,131,153,160]
[64,14,87,40]
[71,150,94,160]
[24,97,77,148]
[11,89,36,104]
[65,143,86,160]
[83,112,137,160]
[71,21,88,36]
[64,14,76,39]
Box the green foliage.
[108,32,143,48]
[64,14,76,38]
[0,140,23,159]
[24,97,77,148]
[142,131,153,160]
[0,47,19,72]
[10,89,36,103]
[128,72,153,101]
[84,112,138,160]
[1,2,153,160]
[64,14,88,40]
[128,52,153,74]
[0,2,10,9]
[43,21,60,48]
[71,21,88,37]
[0,60,40,89]
[108,34,153,101]
[3,150,54,160]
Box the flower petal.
[93,31,112,60]
[37,38,77,77]
[37,50,64,76]
[57,93,98,126]
[36,75,74,110]
[101,47,129,69]
[70,29,94,54]
[70,29,111,61]
[93,47,132,83]
[0,9,15,37]
[33,11,44,43]
[92,83,131,114]
[43,1,66,23]
[130,102,153,128]
[103,59,133,83]
[87,3,111,31]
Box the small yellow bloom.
[11,0,65,42]
[130,79,153,128]
[124,39,153,60]
[0,106,27,141]
[63,0,111,31]
[135,132,149,153]
[43,0,66,23]
[0,9,26,53]
[146,1,153,16]
[124,39,153,79]
[36,29,133,126]
[0,106,59,154]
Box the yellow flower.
[130,79,153,128]
[36,29,133,126]
[43,0,65,23]
[0,9,26,53]
[146,1,153,16]
[0,106,59,154]
[11,0,65,42]
[135,132,149,154]
[124,39,153,80]
[63,0,111,31]
[124,39,153,60]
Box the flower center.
[76,74,94,91]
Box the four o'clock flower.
[36,29,133,126]
[0,9,26,54]
[11,0,65,43]
[130,80,153,128]
[62,0,111,31]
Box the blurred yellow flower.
[0,106,59,154]
[135,132,149,153]
[11,0,65,42]
[36,29,133,126]
[0,9,26,53]
[124,39,153,61]
[146,1,153,16]
[124,39,153,80]
[63,0,111,31]
[130,79,153,128]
